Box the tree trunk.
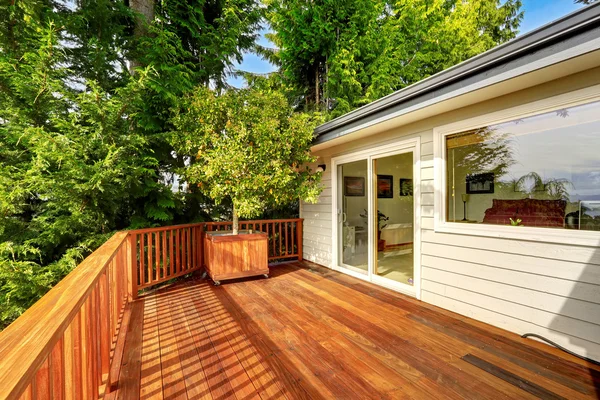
[129,0,155,74]
[325,59,329,111]
[232,204,239,235]
[315,66,320,111]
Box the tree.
[125,0,265,224]
[265,0,381,111]
[171,85,323,234]
[266,0,523,116]
[0,5,171,326]
[131,0,262,89]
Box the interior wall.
[376,153,414,226]
[341,161,368,228]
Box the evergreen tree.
[266,0,523,116]
[0,10,162,327]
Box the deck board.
[112,260,600,399]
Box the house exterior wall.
[300,66,600,361]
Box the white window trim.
[433,84,600,247]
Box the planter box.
[203,230,269,284]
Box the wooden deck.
[112,261,600,399]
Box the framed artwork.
[399,178,413,196]
[466,172,494,194]
[377,175,394,198]
[344,176,365,196]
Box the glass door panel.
[373,152,414,286]
[337,159,369,274]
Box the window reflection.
[446,101,600,231]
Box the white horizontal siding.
[304,225,332,237]
[421,158,434,169]
[422,289,600,362]
[421,141,434,156]
[421,280,600,343]
[421,217,434,231]
[303,218,332,229]
[301,211,332,222]
[302,203,332,213]
[301,158,333,267]
[421,205,434,218]
[422,267,600,326]
[422,255,600,302]
[420,136,435,234]
[421,181,434,193]
[421,167,434,181]
[421,193,434,206]
[422,230,600,269]
[303,237,332,251]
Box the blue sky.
[227,0,586,88]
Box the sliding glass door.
[336,159,369,275]
[372,151,415,290]
[333,139,420,297]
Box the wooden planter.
[203,230,269,285]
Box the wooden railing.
[129,224,204,292]
[130,218,303,293]
[205,219,303,261]
[0,232,132,399]
[0,218,302,399]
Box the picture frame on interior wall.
[344,176,365,196]
[466,172,494,194]
[377,175,394,198]
[399,178,413,196]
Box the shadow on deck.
[113,261,600,399]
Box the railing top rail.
[128,222,205,235]
[0,231,129,399]
[128,218,303,235]
[215,218,304,224]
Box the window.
[445,100,600,231]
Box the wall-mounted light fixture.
[316,164,327,173]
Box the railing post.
[296,219,303,261]
[128,233,137,301]
[199,224,205,269]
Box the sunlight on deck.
[112,261,600,400]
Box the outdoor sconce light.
[316,164,327,173]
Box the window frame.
[433,84,600,247]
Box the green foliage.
[0,11,163,328]
[266,0,523,116]
[128,0,266,226]
[509,218,523,227]
[145,0,262,90]
[171,85,323,222]
[60,0,134,92]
